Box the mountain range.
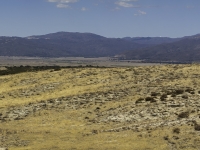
[0,32,200,62]
[124,34,200,62]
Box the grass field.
[0,64,200,149]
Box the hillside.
[1,65,200,149]
[2,32,200,62]
[123,37,180,45]
[0,32,147,57]
[0,32,184,58]
[124,34,200,62]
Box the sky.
[0,0,200,38]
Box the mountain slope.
[123,37,180,45]
[1,32,200,62]
[0,32,147,57]
[124,35,200,62]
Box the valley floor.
[0,64,200,149]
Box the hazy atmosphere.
[1,0,200,38]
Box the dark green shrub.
[151,92,159,97]
[174,89,184,95]
[190,91,195,94]
[145,97,156,103]
[166,91,172,95]
[160,94,167,101]
[163,136,169,140]
[194,124,200,131]
[192,120,200,131]
[182,95,188,99]
[85,116,89,119]
[178,111,189,118]
[135,98,144,104]
[185,88,195,94]
[171,93,176,97]
[53,67,61,71]
[173,128,180,134]
[0,66,65,76]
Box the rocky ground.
[0,65,200,149]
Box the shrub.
[92,130,98,134]
[85,116,89,119]
[185,88,192,92]
[151,92,159,97]
[185,88,195,94]
[173,128,180,134]
[163,136,169,140]
[192,120,200,131]
[178,111,189,118]
[160,94,167,101]
[166,91,172,95]
[190,91,195,94]
[182,95,188,99]
[0,66,65,76]
[174,89,184,95]
[145,97,156,103]
[54,67,61,71]
[135,98,144,104]
[171,93,176,97]
[194,124,200,131]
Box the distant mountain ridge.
[122,37,180,45]
[0,32,147,57]
[123,34,200,62]
[27,32,105,41]
[0,31,200,62]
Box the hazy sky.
[1,0,200,38]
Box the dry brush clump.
[174,89,184,95]
[151,92,160,97]
[145,97,156,103]
[135,98,144,104]
[181,94,188,99]
[185,88,195,94]
[160,94,167,101]
[173,128,180,134]
[192,120,200,131]
[178,111,190,119]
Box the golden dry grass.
[1,65,200,149]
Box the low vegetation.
[1,64,200,149]
[173,128,180,134]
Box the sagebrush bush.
[182,95,188,99]
[192,120,200,131]
[194,124,200,131]
[174,89,184,95]
[151,92,159,97]
[145,97,156,103]
[135,98,144,104]
[160,94,167,101]
[178,111,189,118]
[173,128,180,134]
